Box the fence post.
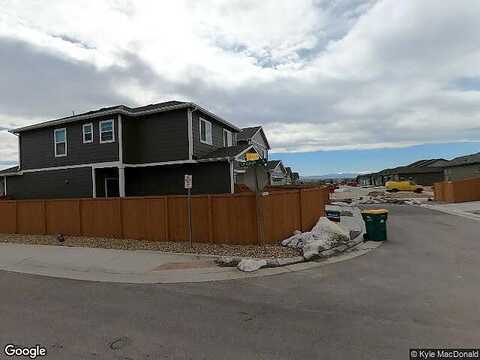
[43,200,47,235]
[78,199,83,236]
[15,201,19,234]
[164,197,170,241]
[119,198,124,239]
[208,195,213,243]
[299,189,304,232]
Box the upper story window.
[100,120,115,144]
[54,128,67,157]
[83,123,93,143]
[199,118,212,145]
[223,129,233,147]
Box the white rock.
[237,259,268,272]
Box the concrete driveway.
[0,205,478,359]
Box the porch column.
[91,167,96,198]
[119,166,126,197]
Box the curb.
[216,234,366,270]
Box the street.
[0,205,479,359]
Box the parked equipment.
[361,209,389,241]
[385,181,423,193]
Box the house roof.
[0,166,20,176]
[266,160,282,171]
[237,126,271,149]
[406,159,447,167]
[285,167,293,176]
[11,101,240,133]
[444,152,480,168]
[198,144,253,160]
[238,126,261,141]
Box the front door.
[105,178,119,197]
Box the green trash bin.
[361,209,389,241]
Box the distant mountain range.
[302,173,359,181]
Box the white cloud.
[0,0,480,162]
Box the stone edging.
[216,234,367,269]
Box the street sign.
[184,174,192,189]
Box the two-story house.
[0,101,262,200]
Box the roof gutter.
[10,102,240,134]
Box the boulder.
[237,259,268,272]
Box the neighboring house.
[234,126,271,191]
[237,126,270,160]
[443,152,480,181]
[1,101,263,200]
[285,167,293,184]
[357,159,448,186]
[266,160,288,185]
[291,172,300,184]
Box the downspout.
[188,105,198,161]
[229,159,235,194]
[117,114,125,197]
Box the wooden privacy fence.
[0,187,329,245]
[433,177,480,203]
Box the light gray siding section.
[122,109,189,164]
[6,167,93,200]
[445,165,480,181]
[192,111,238,159]
[20,115,119,170]
[251,131,268,159]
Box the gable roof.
[237,126,271,149]
[198,144,253,160]
[406,159,447,167]
[285,167,293,176]
[444,152,480,168]
[266,160,282,171]
[11,101,240,133]
[0,166,20,176]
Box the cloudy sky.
[1,0,480,174]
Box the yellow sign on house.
[245,153,260,161]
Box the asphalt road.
[1,206,479,359]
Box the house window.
[54,128,67,157]
[223,129,233,147]
[83,123,93,143]
[199,118,212,145]
[100,120,115,143]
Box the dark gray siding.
[20,115,119,170]
[445,165,480,181]
[192,111,238,159]
[126,162,231,196]
[396,171,444,186]
[6,167,92,200]
[122,109,189,164]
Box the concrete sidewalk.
[0,242,381,284]
[423,201,480,221]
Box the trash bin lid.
[361,209,389,215]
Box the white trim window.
[83,123,93,143]
[54,128,67,157]
[199,118,212,145]
[100,119,115,144]
[223,129,233,147]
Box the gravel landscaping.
[0,234,300,259]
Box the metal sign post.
[184,175,193,249]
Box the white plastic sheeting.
[281,217,350,260]
[237,259,268,272]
